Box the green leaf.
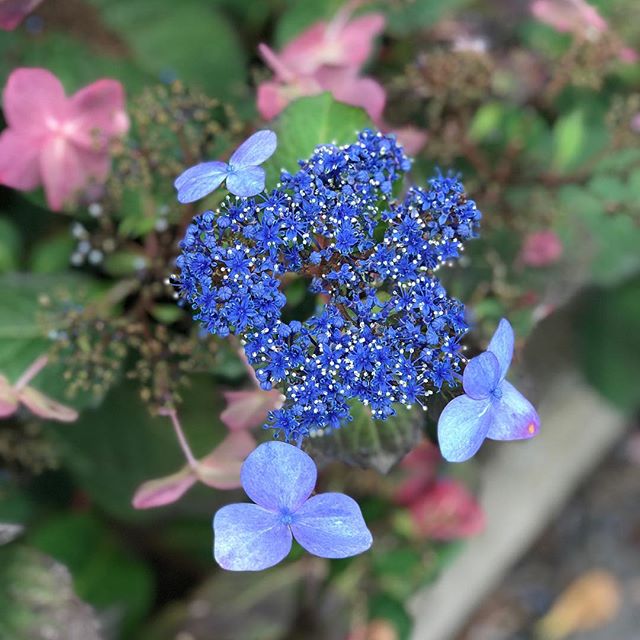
[368,593,413,640]
[30,234,76,274]
[468,102,505,142]
[305,403,423,473]
[268,94,371,185]
[89,0,248,100]
[552,109,586,172]
[0,545,103,640]
[0,217,21,274]
[49,375,228,520]
[27,512,153,637]
[577,277,640,411]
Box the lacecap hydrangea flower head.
[175,128,540,570]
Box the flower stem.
[14,355,49,391]
[165,407,198,470]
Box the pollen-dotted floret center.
[177,130,481,442]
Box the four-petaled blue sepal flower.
[437,319,540,462]
[175,130,277,202]
[213,441,373,571]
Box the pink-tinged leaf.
[0,129,41,190]
[519,230,563,267]
[3,67,66,133]
[67,79,129,150]
[0,0,43,30]
[196,431,256,489]
[408,478,485,540]
[132,466,197,509]
[0,375,19,418]
[221,389,284,431]
[19,386,78,422]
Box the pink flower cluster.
[394,441,484,540]
[0,68,128,211]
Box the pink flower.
[393,440,441,506]
[519,230,563,267]
[256,4,386,123]
[408,478,485,540]
[0,355,77,422]
[220,388,285,431]
[0,0,43,30]
[0,68,129,211]
[257,44,386,123]
[132,431,256,509]
[530,0,608,38]
[277,7,385,76]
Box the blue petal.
[213,503,292,571]
[290,493,372,559]
[174,161,228,203]
[241,441,316,512]
[438,394,492,462]
[463,351,500,400]
[487,381,540,441]
[230,130,277,168]
[227,166,266,197]
[487,318,514,381]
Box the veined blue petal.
[290,493,372,558]
[227,166,266,197]
[438,394,492,462]
[175,161,228,203]
[230,130,277,168]
[487,381,540,441]
[213,503,292,571]
[463,351,500,400]
[487,318,514,381]
[241,441,316,512]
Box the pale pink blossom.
[0,355,77,422]
[531,0,607,38]
[257,43,386,122]
[220,388,284,431]
[0,68,129,211]
[132,431,256,509]
[519,230,563,267]
[0,0,42,30]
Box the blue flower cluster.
[177,130,481,442]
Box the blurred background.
[0,1,639,639]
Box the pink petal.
[3,67,66,134]
[0,128,42,190]
[393,440,441,506]
[336,13,386,68]
[19,386,78,422]
[257,81,290,120]
[408,478,485,540]
[220,389,284,431]
[0,375,19,418]
[316,68,386,121]
[195,431,256,489]
[39,137,109,210]
[280,23,329,75]
[67,79,129,150]
[391,125,428,155]
[132,466,197,509]
[0,0,43,31]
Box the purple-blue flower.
[213,441,372,571]
[437,319,540,462]
[175,130,277,202]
